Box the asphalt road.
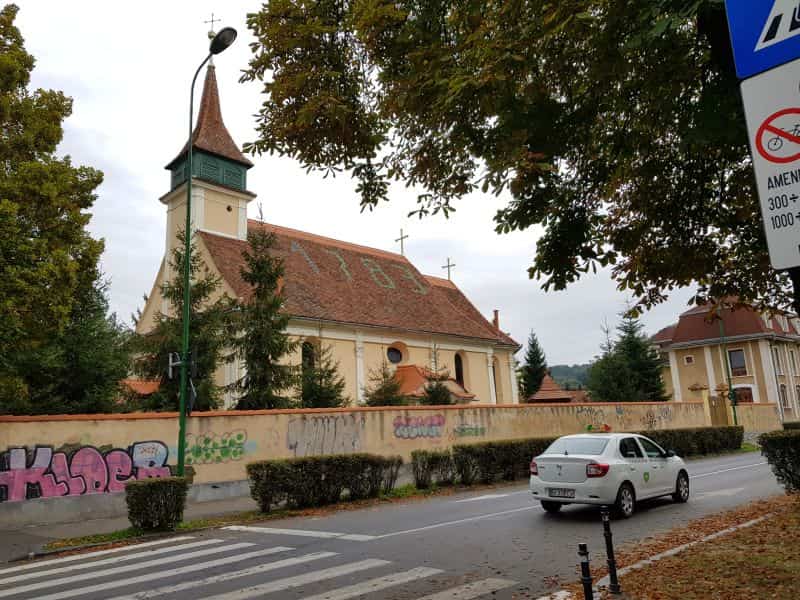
[0,453,781,600]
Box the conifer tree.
[520,331,547,399]
[586,315,667,402]
[132,230,231,411]
[420,346,454,405]
[232,222,298,409]
[363,361,407,406]
[300,341,348,408]
[0,5,105,412]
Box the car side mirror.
[664,449,675,458]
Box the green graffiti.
[185,430,248,466]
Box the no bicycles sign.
[755,108,800,164]
[742,57,800,269]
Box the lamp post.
[177,26,238,477]
[717,305,738,427]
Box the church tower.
[159,63,255,287]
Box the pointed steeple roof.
[166,64,253,169]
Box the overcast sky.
[15,1,695,365]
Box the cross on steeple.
[395,228,409,256]
[205,12,221,36]
[442,257,456,280]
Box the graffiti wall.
[1,399,759,504]
[287,414,365,457]
[0,442,170,503]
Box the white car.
[529,433,689,518]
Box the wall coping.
[0,401,706,423]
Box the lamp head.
[210,27,237,55]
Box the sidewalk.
[0,494,258,564]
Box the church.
[135,63,520,407]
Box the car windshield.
[544,437,609,456]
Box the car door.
[618,437,645,497]
[637,437,671,495]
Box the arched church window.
[302,341,316,370]
[387,347,403,364]
[455,354,464,386]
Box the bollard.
[601,506,622,595]
[578,542,594,600]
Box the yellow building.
[136,64,520,407]
[653,304,799,423]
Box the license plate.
[548,488,575,498]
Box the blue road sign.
[726,0,800,79]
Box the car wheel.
[614,483,635,518]
[541,500,563,513]
[672,470,690,503]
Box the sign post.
[726,1,800,316]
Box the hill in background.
[549,364,590,390]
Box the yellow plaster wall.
[735,403,782,432]
[0,401,710,491]
[675,348,708,401]
[464,351,490,401]
[203,189,238,238]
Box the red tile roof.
[394,365,476,400]
[528,374,577,403]
[120,379,160,396]
[199,222,518,346]
[652,324,677,344]
[166,65,253,169]
[664,303,800,346]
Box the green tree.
[0,4,105,409]
[420,346,453,405]
[300,341,348,408]
[363,360,407,406]
[242,1,781,312]
[232,223,298,409]
[520,331,547,399]
[132,230,231,412]
[615,314,668,402]
[586,317,666,402]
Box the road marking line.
[690,462,767,479]
[196,559,391,600]
[0,538,220,585]
[223,525,376,541]
[105,550,343,600]
[0,541,253,599]
[0,536,194,576]
[453,493,510,503]
[299,567,443,600]
[30,546,290,600]
[695,486,746,500]
[415,578,518,599]
[375,506,538,539]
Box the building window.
[780,384,790,408]
[780,316,789,332]
[791,350,798,376]
[794,386,800,411]
[728,349,747,377]
[455,353,464,386]
[683,355,694,365]
[734,387,754,404]
[301,341,316,370]
[773,347,784,376]
[387,347,403,364]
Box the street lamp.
[177,26,238,477]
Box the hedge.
[450,426,744,486]
[632,426,743,457]
[246,454,402,512]
[411,449,454,488]
[759,430,800,493]
[125,476,188,531]
[784,421,800,430]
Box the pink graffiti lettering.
[393,414,445,439]
[0,441,171,503]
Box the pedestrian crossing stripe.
[0,538,520,600]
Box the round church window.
[387,347,403,364]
